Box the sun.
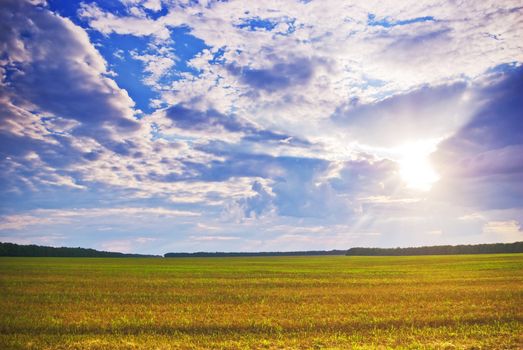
[397,141,440,191]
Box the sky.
[1,0,522,254]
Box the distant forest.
[0,242,159,258]
[164,250,347,258]
[1,241,522,258]
[346,241,523,256]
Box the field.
[0,254,522,349]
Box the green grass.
[1,254,522,349]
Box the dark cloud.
[165,104,310,145]
[271,157,400,219]
[146,147,347,218]
[432,66,523,209]
[227,57,315,92]
[165,105,248,132]
[225,154,338,219]
[0,93,89,182]
[443,68,523,153]
[332,81,469,146]
[237,181,275,218]
[0,0,145,195]
[155,139,401,218]
[150,151,322,184]
[385,28,452,50]
[0,0,140,148]
[167,147,398,219]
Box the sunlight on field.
[0,255,522,349]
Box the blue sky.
[1,0,522,254]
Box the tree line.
[164,250,347,258]
[0,242,159,257]
[346,241,523,256]
[1,241,522,257]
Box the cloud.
[0,207,200,231]
[258,155,401,219]
[227,57,317,92]
[0,233,66,246]
[130,49,177,88]
[78,2,172,40]
[161,104,306,147]
[331,82,472,147]
[0,0,148,196]
[432,66,523,210]
[0,0,140,136]
[121,0,163,13]
[0,214,62,231]
[2,0,523,252]
[0,3,254,209]
[231,180,276,220]
[482,220,522,242]
[100,237,159,253]
[165,105,249,133]
[189,235,240,241]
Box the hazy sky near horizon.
[1,0,522,254]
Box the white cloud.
[130,47,177,88]
[0,207,200,231]
[78,3,173,40]
[100,237,158,253]
[482,220,522,241]
[0,215,63,231]
[458,213,486,221]
[0,233,66,246]
[189,235,240,241]
[77,0,523,172]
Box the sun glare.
[397,141,440,191]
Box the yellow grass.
[0,254,522,349]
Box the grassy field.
[0,254,522,349]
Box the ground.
[0,254,522,349]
